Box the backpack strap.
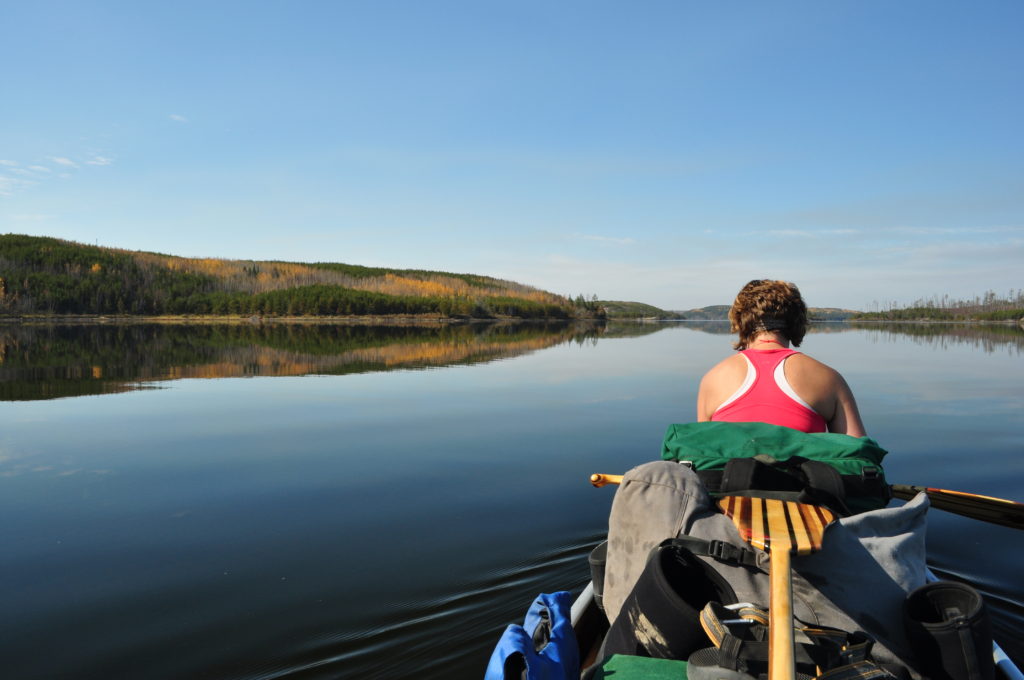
[817,660,901,680]
[662,536,765,570]
[692,453,891,516]
[707,456,853,516]
[692,602,909,680]
[797,459,849,512]
[697,602,838,670]
[696,602,904,680]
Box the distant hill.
[810,308,860,321]
[597,301,685,319]
[679,305,730,320]
[0,234,602,320]
[681,305,859,321]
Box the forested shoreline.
[850,291,1024,322]
[0,234,603,320]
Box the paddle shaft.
[891,484,1024,529]
[769,548,794,680]
[718,496,834,680]
[589,473,622,487]
[591,475,1024,529]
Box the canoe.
[565,569,1024,680]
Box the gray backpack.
[599,461,930,675]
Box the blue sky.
[2,1,1021,310]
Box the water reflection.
[850,321,1024,355]
[5,320,1018,402]
[676,319,1024,354]
[0,321,610,401]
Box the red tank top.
[710,349,828,433]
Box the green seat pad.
[661,421,887,474]
[590,654,688,679]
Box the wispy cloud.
[575,233,636,245]
[49,156,78,168]
[765,228,861,238]
[767,229,814,237]
[169,113,189,123]
[0,151,113,198]
[892,225,1024,236]
[0,176,37,196]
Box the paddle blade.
[718,496,836,555]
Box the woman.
[697,280,866,437]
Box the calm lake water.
[2,320,1022,679]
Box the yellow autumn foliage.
[126,249,574,310]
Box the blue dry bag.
[484,591,579,680]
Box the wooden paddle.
[590,474,835,679]
[717,495,835,680]
[589,473,622,487]
[592,474,1024,529]
[891,484,1024,529]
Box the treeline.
[852,290,1024,322]
[183,286,573,319]
[0,234,215,315]
[680,306,856,321]
[0,234,599,320]
[597,300,685,319]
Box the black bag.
[601,539,738,659]
[904,581,994,680]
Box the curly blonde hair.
[728,279,808,350]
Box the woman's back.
[698,347,864,436]
[696,280,866,437]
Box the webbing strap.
[817,660,897,680]
[700,602,770,648]
[710,456,853,516]
[697,602,892,676]
[798,460,851,516]
[664,536,764,569]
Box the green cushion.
[661,421,887,474]
[590,654,688,679]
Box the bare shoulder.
[786,352,866,436]
[785,352,844,387]
[697,354,748,420]
[701,353,747,385]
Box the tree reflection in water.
[0,321,617,401]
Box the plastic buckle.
[862,466,880,480]
[707,540,736,562]
[722,602,762,626]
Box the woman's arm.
[828,374,866,437]
[696,373,714,422]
